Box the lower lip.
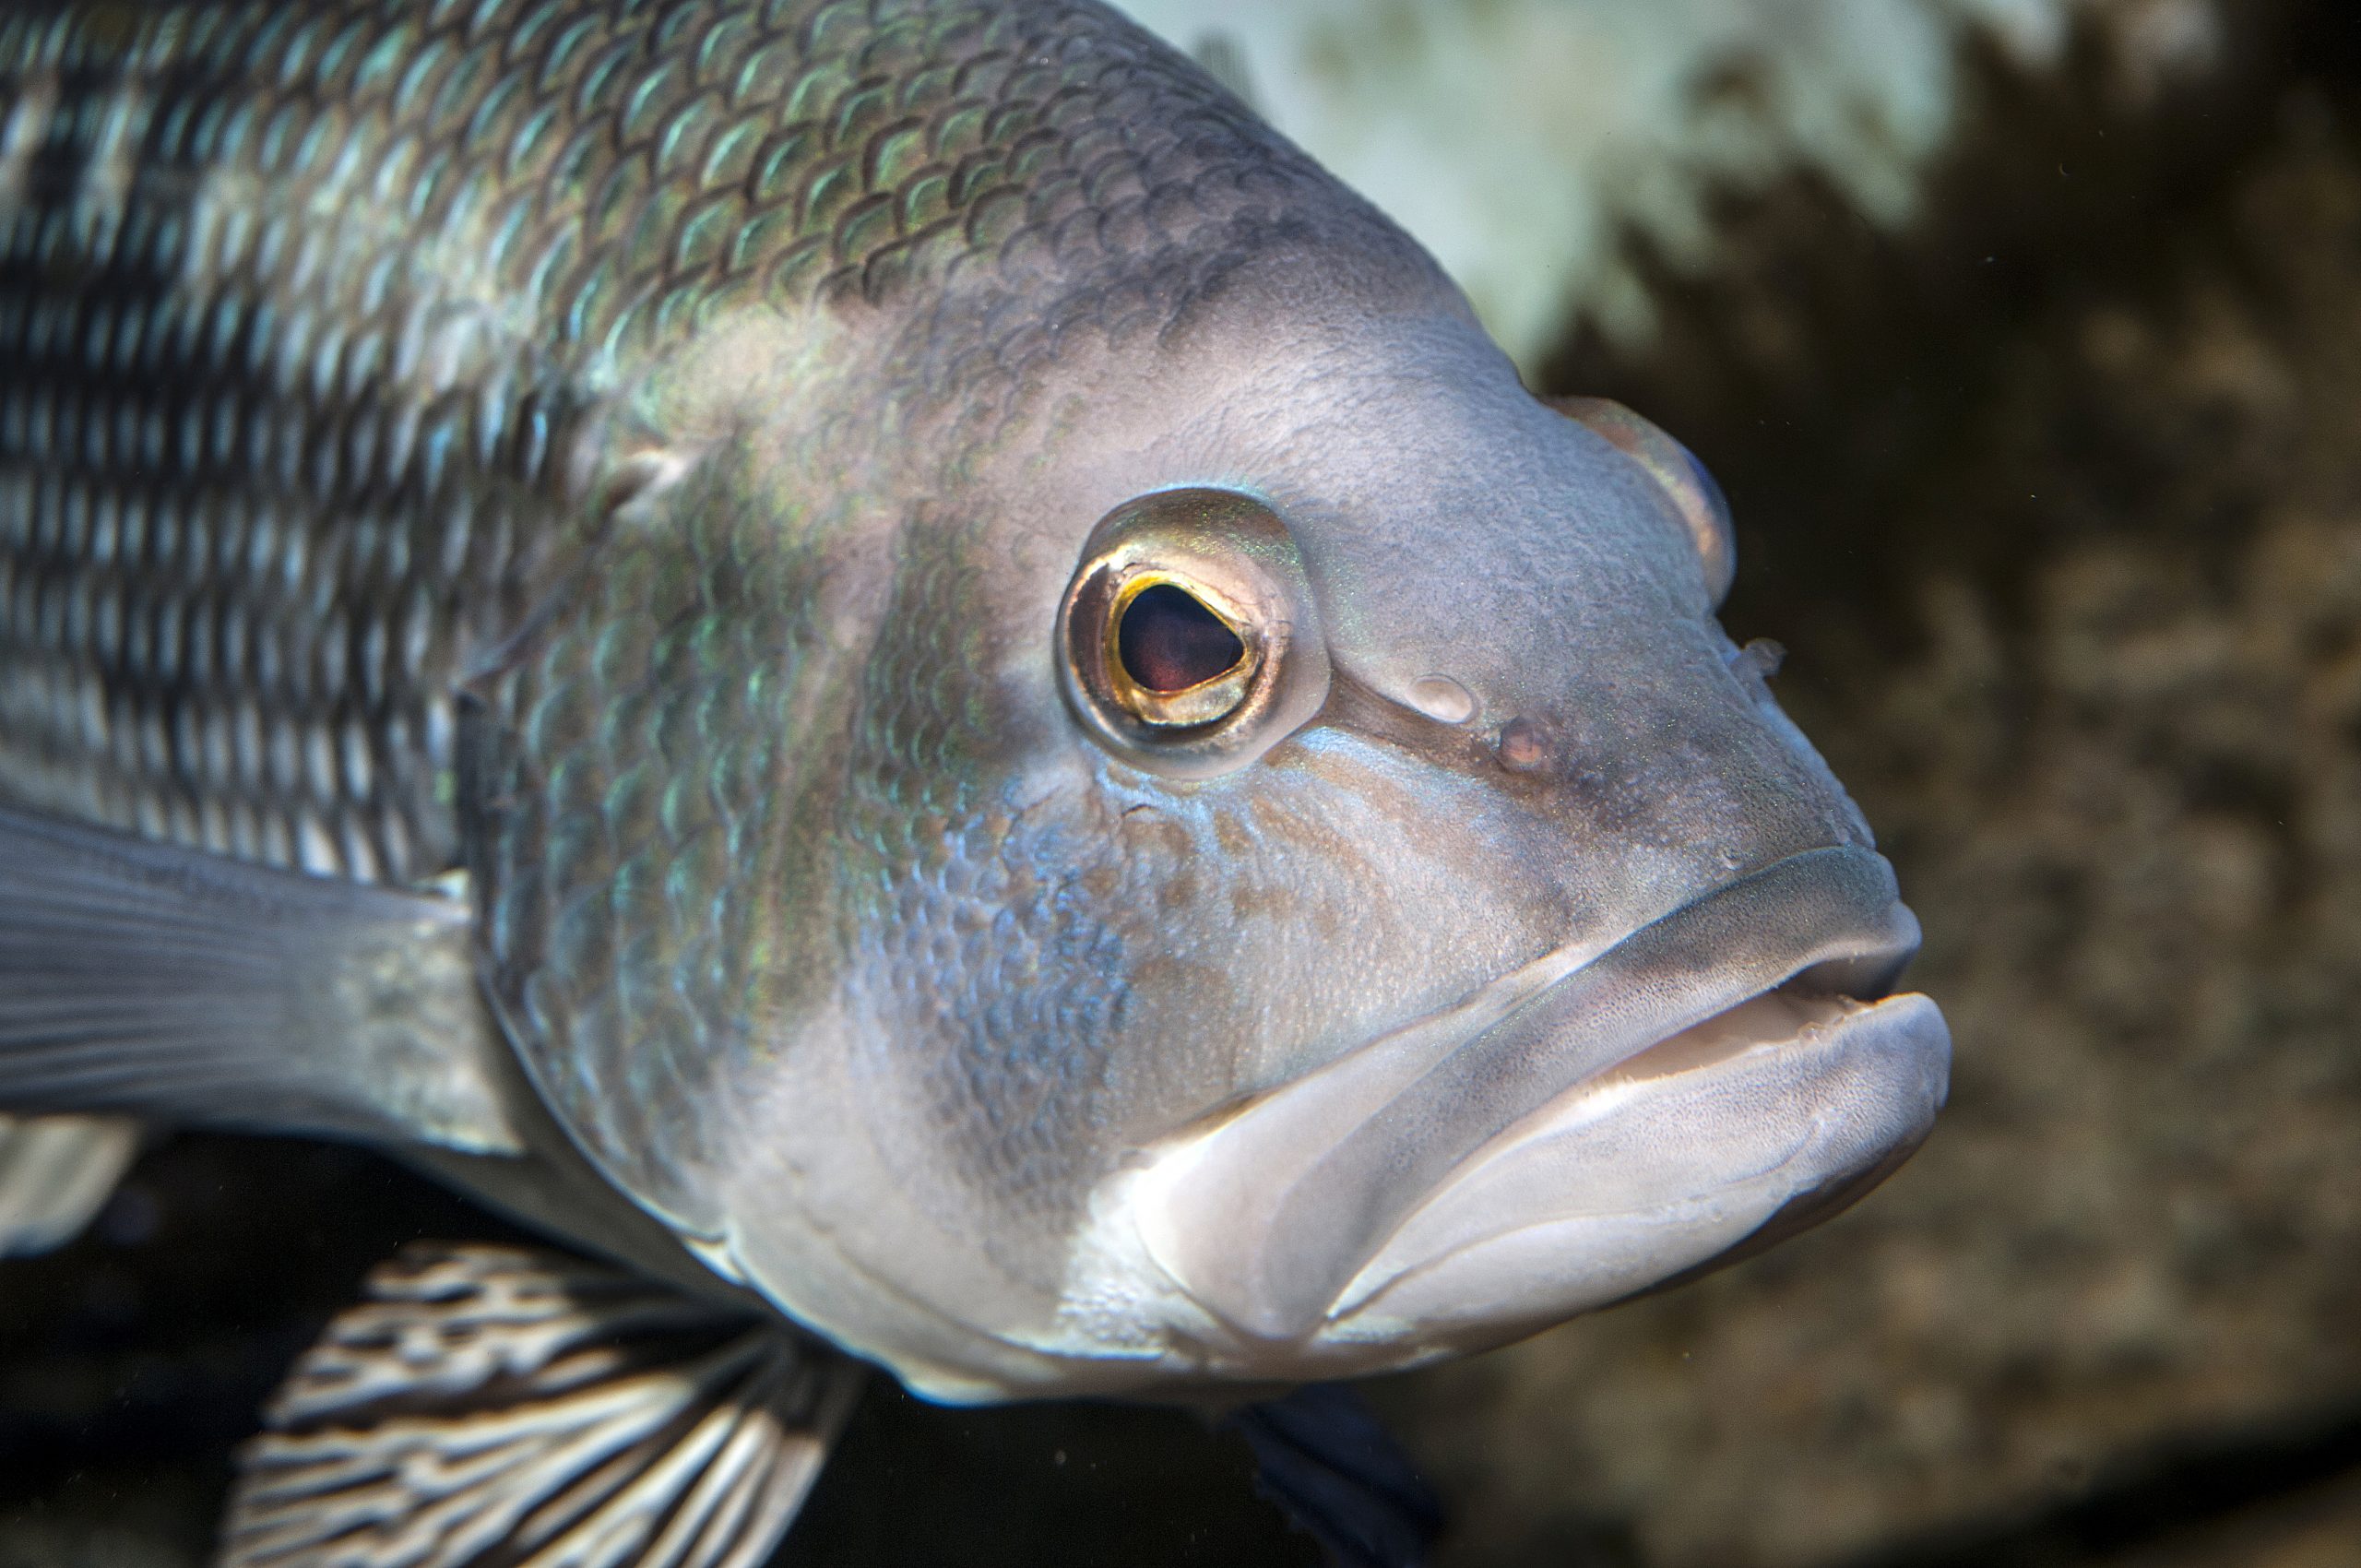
[1125,847,1924,1347]
[1595,983,1865,1085]
[1318,988,1949,1343]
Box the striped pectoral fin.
[221,1242,864,1568]
[0,806,521,1155]
[0,1111,140,1255]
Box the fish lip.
[1318,988,1948,1339]
[1115,844,1938,1356]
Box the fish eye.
[1057,489,1331,778]
[1109,576,1253,726]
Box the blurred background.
[6,0,2361,1563]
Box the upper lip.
[1133,844,1925,1341]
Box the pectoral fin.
[1228,1384,1444,1568]
[0,807,519,1155]
[222,1242,862,1568]
[0,1112,138,1255]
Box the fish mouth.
[1092,845,1950,1377]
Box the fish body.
[0,0,1950,1557]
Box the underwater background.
[6,0,2360,1562]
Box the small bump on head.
[1496,717,1547,771]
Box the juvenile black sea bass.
[0,0,1951,1559]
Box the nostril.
[1406,674,1476,724]
[1497,717,1548,771]
[1729,638,1786,683]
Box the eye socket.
[1057,489,1331,778]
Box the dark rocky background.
[7,2,2361,1564]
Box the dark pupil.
[1117,583,1244,693]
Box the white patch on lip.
[1595,985,1859,1085]
[1093,941,1601,1348]
[1051,944,1602,1380]
[1056,847,1940,1384]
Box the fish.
[0,0,1952,1562]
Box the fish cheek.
[1117,806,1203,916]
[819,528,1191,1285]
[833,797,1216,1291]
[1112,782,1423,1097]
[1100,947,1244,1112]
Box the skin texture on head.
[517,228,1910,1397]
[446,5,1940,1402]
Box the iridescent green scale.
[0,0,1330,1220]
[0,0,1287,876]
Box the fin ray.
[1228,1384,1445,1568]
[0,807,520,1153]
[222,1243,861,1568]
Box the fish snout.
[1451,655,1878,882]
[1074,845,1949,1378]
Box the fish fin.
[0,1112,139,1256]
[0,807,521,1154]
[1228,1384,1445,1568]
[221,1242,863,1568]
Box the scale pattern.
[0,0,1323,883]
[0,0,1396,1229]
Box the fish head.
[599,249,1948,1404]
